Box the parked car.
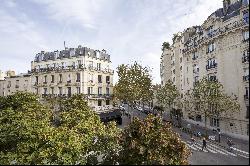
[137,106,143,112]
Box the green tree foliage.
[156,80,180,116]
[162,42,170,51]
[115,115,191,165]
[114,62,153,114]
[186,78,240,135]
[0,92,120,165]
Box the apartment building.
[160,0,249,139]
[0,45,114,112]
[0,73,32,96]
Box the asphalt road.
[117,105,249,165]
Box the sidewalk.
[179,119,249,152]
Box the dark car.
[99,110,122,125]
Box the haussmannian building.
[160,0,249,139]
[0,45,114,113]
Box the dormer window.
[243,10,249,24]
[243,31,249,41]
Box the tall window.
[98,87,102,95]
[210,118,219,127]
[88,87,93,95]
[207,42,215,53]
[16,80,19,88]
[59,87,62,95]
[76,87,80,94]
[106,87,110,95]
[35,76,38,84]
[88,61,93,68]
[243,10,249,24]
[98,75,102,83]
[59,74,62,82]
[246,106,249,119]
[106,76,110,83]
[243,31,249,41]
[67,74,71,82]
[44,88,47,95]
[98,100,102,106]
[97,63,101,71]
[106,100,110,105]
[51,75,54,83]
[44,75,47,83]
[51,87,54,94]
[76,73,80,82]
[77,60,82,68]
[67,87,71,97]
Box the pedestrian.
[202,137,209,152]
[227,138,233,152]
[191,136,196,146]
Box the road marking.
[237,153,249,159]
[186,143,198,151]
[208,143,237,157]
[232,147,249,155]
[194,142,218,154]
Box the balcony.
[206,63,217,70]
[76,79,80,82]
[15,85,19,88]
[67,80,71,83]
[192,57,198,61]
[7,85,11,88]
[243,75,249,82]
[43,82,47,84]
[242,56,249,63]
[244,95,249,100]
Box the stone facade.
[0,45,114,113]
[160,0,249,139]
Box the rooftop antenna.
[64,41,66,50]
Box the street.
[117,105,249,165]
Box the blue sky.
[0,0,222,84]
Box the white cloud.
[0,0,223,84]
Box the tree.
[156,80,180,117]
[114,115,191,165]
[0,92,120,165]
[187,78,240,136]
[114,62,153,120]
[162,42,170,51]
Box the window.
[173,77,175,82]
[88,73,93,82]
[35,76,38,84]
[51,87,54,94]
[98,75,102,83]
[59,74,62,82]
[44,88,47,95]
[24,80,28,88]
[243,31,249,41]
[210,118,219,127]
[88,61,93,68]
[88,87,93,95]
[51,75,54,83]
[59,87,62,95]
[77,60,82,67]
[207,42,216,53]
[180,57,182,63]
[35,88,38,94]
[76,87,80,94]
[98,87,102,95]
[196,115,202,122]
[76,73,80,82]
[67,74,71,83]
[97,63,101,71]
[106,100,110,105]
[44,75,47,83]
[180,66,182,71]
[246,106,249,119]
[98,100,102,106]
[67,87,71,97]
[15,80,19,88]
[173,69,175,74]
[187,67,188,72]
[243,10,249,24]
[106,76,110,83]
[106,87,110,95]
